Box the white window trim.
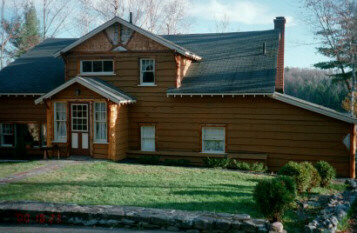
[0,123,14,147]
[93,102,108,144]
[202,127,226,154]
[140,58,155,85]
[53,102,67,143]
[141,125,156,152]
[80,60,114,75]
[71,104,89,132]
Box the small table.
[42,145,61,160]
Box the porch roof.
[34,76,136,105]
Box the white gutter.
[166,93,272,98]
[0,93,44,97]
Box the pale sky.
[7,0,327,68]
[187,0,327,68]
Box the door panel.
[82,133,88,149]
[70,103,90,155]
[72,133,78,148]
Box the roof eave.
[53,17,201,61]
[271,92,357,124]
[35,76,135,105]
[166,92,273,97]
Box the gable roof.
[165,30,280,95]
[35,76,136,105]
[0,38,76,95]
[54,17,201,61]
[271,92,357,124]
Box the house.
[0,16,356,177]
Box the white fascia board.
[0,93,44,96]
[271,92,357,124]
[166,93,272,97]
[54,17,201,61]
[35,77,135,105]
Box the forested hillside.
[284,67,348,112]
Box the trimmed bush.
[254,176,297,221]
[278,161,311,193]
[250,162,268,173]
[232,160,267,173]
[137,156,161,165]
[301,162,321,191]
[232,160,251,170]
[203,157,231,168]
[314,161,336,187]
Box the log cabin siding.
[0,96,46,122]
[62,49,352,176]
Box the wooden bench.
[42,145,62,160]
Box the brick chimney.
[274,16,286,93]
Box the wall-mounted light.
[75,89,81,96]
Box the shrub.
[137,156,161,165]
[163,159,190,167]
[301,162,321,191]
[278,161,311,193]
[314,161,336,187]
[254,176,297,221]
[203,157,231,168]
[250,162,268,173]
[232,160,251,170]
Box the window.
[140,59,155,85]
[71,104,88,132]
[25,123,40,148]
[94,102,107,143]
[41,123,47,147]
[202,127,225,153]
[141,126,155,151]
[54,103,67,142]
[80,60,114,74]
[0,123,14,147]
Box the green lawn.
[0,161,269,217]
[0,161,346,231]
[0,161,44,179]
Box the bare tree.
[214,13,230,33]
[0,0,22,69]
[303,0,357,116]
[78,0,191,34]
[41,0,74,38]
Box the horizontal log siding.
[64,52,352,176]
[0,96,46,122]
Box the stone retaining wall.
[305,179,357,233]
[0,201,269,233]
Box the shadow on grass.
[0,181,260,217]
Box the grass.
[0,161,347,231]
[0,161,269,217]
[0,161,44,179]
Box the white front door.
[70,103,89,155]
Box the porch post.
[350,124,356,178]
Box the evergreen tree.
[10,2,41,57]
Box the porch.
[34,76,136,160]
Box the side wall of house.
[0,96,46,157]
[62,24,352,177]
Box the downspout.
[350,124,356,178]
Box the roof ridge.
[161,29,279,37]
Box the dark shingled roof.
[0,38,76,94]
[0,30,280,94]
[162,30,280,94]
